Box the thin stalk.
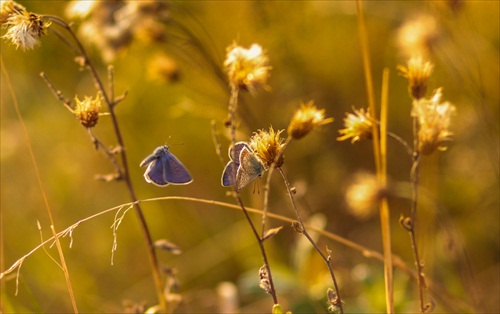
[356,2,393,312]
[44,16,168,312]
[278,168,343,313]
[409,149,428,312]
[227,84,278,305]
[1,59,78,313]
[261,136,291,238]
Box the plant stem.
[278,168,343,313]
[44,16,168,312]
[227,84,278,305]
[356,2,393,312]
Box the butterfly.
[140,146,193,186]
[221,142,265,190]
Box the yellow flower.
[224,43,271,92]
[287,101,333,140]
[2,10,50,50]
[72,93,102,128]
[398,55,434,100]
[337,108,375,143]
[250,127,285,168]
[412,88,456,155]
[0,0,26,25]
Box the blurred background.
[1,1,498,313]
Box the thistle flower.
[412,88,456,155]
[224,43,271,92]
[398,55,434,100]
[345,172,386,220]
[337,108,375,143]
[0,0,26,25]
[250,127,285,168]
[287,101,334,140]
[72,93,102,128]
[2,10,50,50]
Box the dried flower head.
[250,127,285,168]
[72,93,102,128]
[287,101,333,140]
[412,88,456,155]
[398,55,434,100]
[0,0,26,25]
[337,108,375,143]
[2,11,50,50]
[345,172,386,219]
[396,14,441,58]
[224,43,271,92]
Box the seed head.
[0,0,26,25]
[337,108,375,144]
[412,88,456,155]
[224,43,271,93]
[398,55,434,100]
[287,101,333,140]
[250,127,285,168]
[72,93,102,128]
[2,11,50,50]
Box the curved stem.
[278,168,343,313]
[44,16,168,311]
[227,84,278,305]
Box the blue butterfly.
[140,146,193,186]
[221,142,265,190]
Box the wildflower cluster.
[224,43,271,92]
[398,55,434,100]
[337,108,374,144]
[1,1,50,50]
[288,101,333,140]
[250,127,285,168]
[71,93,103,128]
[412,88,456,155]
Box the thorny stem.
[43,16,168,312]
[278,168,343,314]
[227,84,278,305]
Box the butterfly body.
[140,146,193,186]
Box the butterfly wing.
[144,158,170,186]
[221,161,236,187]
[235,147,265,190]
[160,150,193,185]
[221,142,251,187]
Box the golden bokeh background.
[1,1,498,313]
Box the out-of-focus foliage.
[1,1,498,313]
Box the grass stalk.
[356,2,394,312]
[1,59,79,313]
